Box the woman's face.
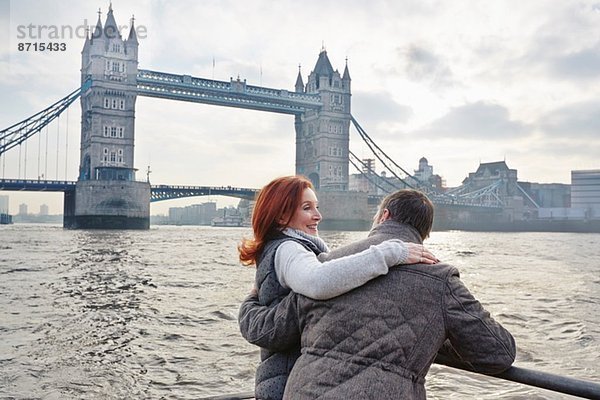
[287,188,322,236]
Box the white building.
[19,203,28,215]
[0,195,8,214]
[571,169,600,219]
[168,202,217,225]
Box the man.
[239,189,516,399]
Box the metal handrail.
[200,393,254,400]
[434,354,600,400]
[200,356,600,400]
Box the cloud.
[538,100,600,138]
[399,44,455,88]
[417,101,531,140]
[549,44,600,80]
[4,0,600,214]
[534,139,600,160]
[516,2,600,82]
[351,90,413,127]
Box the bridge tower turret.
[66,5,149,229]
[295,48,351,191]
[295,65,304,93]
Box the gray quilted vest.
[254,235,321,400]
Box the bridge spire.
[314,48,334,76]
[104,2,121,39]
[343,57,351,81]
[295,64,304,93]
[82,26,91,51]
[128,14,139,44]
[92,8,103,40]
[342,56,351,91]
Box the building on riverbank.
[571,170,600,218]
[0,195,10,224]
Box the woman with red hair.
[238,175,436,400]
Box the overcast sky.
[1,0,599,215]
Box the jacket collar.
[282,227,330,253]
[368,220,423,244]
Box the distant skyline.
[0,196,223,217]
[1,0,599,215]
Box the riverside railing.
[434,354,600,400]
[199,357,600,400]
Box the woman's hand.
[405,243,439,264]
[249,285,258,296]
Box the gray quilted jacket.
[239,220,516,399]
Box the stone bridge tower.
[295,49,352,191]
[65,5,150,229]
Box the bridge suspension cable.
[0,79,91,157]
[348,150,404,194]
[65,108,69,180]
[55,115,60,179]
[348,116,499,207]
[350,116,416,189]
[24,140,28,179]
[45,124,49,179]
[0,138,4,178]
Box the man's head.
[373,189,434,240]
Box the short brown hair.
[377,189,434,240]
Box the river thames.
[1,224,599,399]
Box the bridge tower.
[295,49,352,190]
[65,6,150,229]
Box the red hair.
[238,175,313,266]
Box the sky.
[1,0,599,216]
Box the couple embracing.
[238,175,515,400]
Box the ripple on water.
[0,227,598,399]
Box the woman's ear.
[278,213,290,226]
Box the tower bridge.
[0,5,506,229]
[1,5,354,229]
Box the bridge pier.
[317,191,371,231]
[63,189,76,228]
[63,181,150,229]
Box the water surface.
[1,225,598,399]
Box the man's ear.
[380,208,391,222]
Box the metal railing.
[0,178,76,191]
[150,184,258,202]
[434,354,600,400]
[199,356,600,400]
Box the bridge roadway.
[0,179,257,202]
[0,179,500,210]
